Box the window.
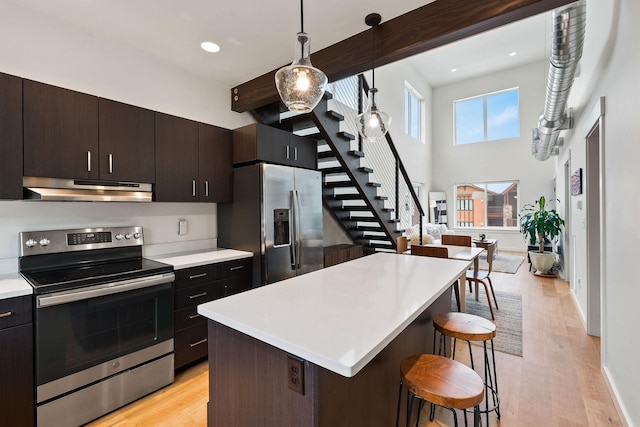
[454,88,519,145]
[404,84,422,141]
[454,182,519,228]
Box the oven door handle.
[36,272,175,308]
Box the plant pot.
[528,251,556,275]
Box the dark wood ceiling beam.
[231,0,574,113]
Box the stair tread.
[318,151,336,159]
[338,131,356,141]
[339,206,372,211]
[349,150,365,158]
[367,182,382,187]
[330,194,364,200]
[327,110,345,121]
[321,167,346,175]
[324,181,356,188]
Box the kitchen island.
[198,252,469,427]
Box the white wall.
[555,0,639,424]
[376,60,434,201]
[0,1,255,273]
[431,60,557,251]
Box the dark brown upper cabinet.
[98,98,155,183]
[233,123,317,170]
[155,113,199,202]
[23,80,99,180]
[199,123,233,203]
[23,81,155,183]
[156,115,233,203]
[0,73,23,199]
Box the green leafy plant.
[519,195,565,253]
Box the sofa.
[406,223,455,246]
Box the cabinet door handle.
[229,265,244,271]
[205,180,209,197]
[286,145,290,159]
[189,338,208,348]
[108,154,113,174]
[293,146,298,160]
[87,151,91,172]
[188,292,208,299]
[192,180,197,197]
[188,313,202,320]
[0,311,12,318]
[189,272,207,279]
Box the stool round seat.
[400,354,484,410]
[433,312,496,342]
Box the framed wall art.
[571,168,582,196]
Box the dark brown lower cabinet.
[0,296,34,426]
[173,258,252,370]
[323,244,364,267]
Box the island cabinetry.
[156,115,233,202]
[23,80,156,183]
[23,80,99,180]
[0,72,22,199]
[174,258,252,370]
[233,123,317,170]
[0,295,34,426]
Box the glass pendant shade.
[357,88,391,139]
[275,32,328,113]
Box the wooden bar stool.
[433,312,501,426]
[395,354,484,427]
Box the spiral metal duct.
[532,0,587,161]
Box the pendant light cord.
[300,0,304,33]
[371,22,375,89]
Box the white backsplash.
[0,200,219,272]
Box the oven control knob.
[25,239,37,248]
[39,238,51,247]
[133,232,141,239]
[115,234,124,240]
[125,233,132,240]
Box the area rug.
[478,253,525,274]
[451,290,523,357]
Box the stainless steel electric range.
[19,226,175,427]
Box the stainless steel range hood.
[23,177,153,202]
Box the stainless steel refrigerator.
[218,163,323,287]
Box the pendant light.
[275,0,328,113]
[357,13,391,140]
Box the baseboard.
[569,288,588,332]
[602,365,632,427]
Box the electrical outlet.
[178,219,188,235]
[287,355,305,395]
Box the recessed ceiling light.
[201,41,221,53]
[509,51,517,57]
[450,68,457,73]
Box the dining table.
[418,244,484,312]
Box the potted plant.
[519,195,565,275]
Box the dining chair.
[465,244,499,320]
[396,236,408,254]
[410,245,461,312]
[441,234,472,247]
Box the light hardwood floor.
[88,252,622,426]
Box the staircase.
[252,75,423,253]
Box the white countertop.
[149,248,253,269]
[0,273,33,299]
[198,252,469,378]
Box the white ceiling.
[5,0,553,89]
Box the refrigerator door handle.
[290,190,297,270]
[294,189,302,269]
